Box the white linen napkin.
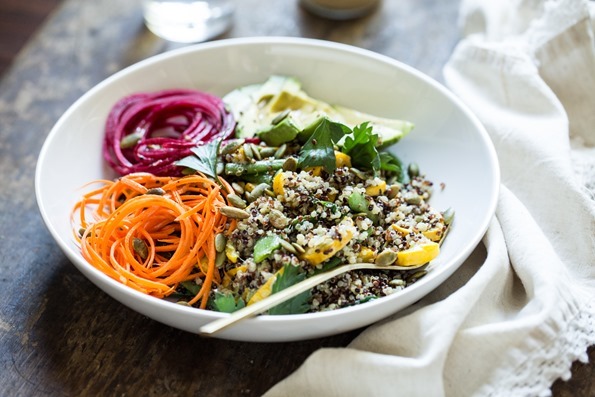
[264,0,595,396]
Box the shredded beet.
[103,89,235,176]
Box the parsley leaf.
[298,118,348,174]
[379,151,405,182]
[211,291,246,313]
[341,122,381,174]
[268,264,311,315]
[175,140,221,182]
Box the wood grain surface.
[0,0,593,396]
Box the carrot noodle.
[71,172,232,308]
[103,89,235,176]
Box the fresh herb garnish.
[269,264,311,315]
[379,151,405,182]
[176,140,222,183]
[298,118,348,174]
[341,122,381,174]
[211,291,246,313]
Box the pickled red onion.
[102,89,235,176]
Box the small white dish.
[35,37,499,342]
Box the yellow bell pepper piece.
[422,228,443,242]
[397,242,440,267]
[334,151,351,168]
[222,264,248,287]
[357,247,376,263]
[247,267,285,305]
[300,218,355,266]
[225,240,240,263]
[305,166,323,176]
[391,224,411,236]
[365,180,387,196]
[273,171,285,196]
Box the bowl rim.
[35,36,500,328]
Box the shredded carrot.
[71,172,232,308]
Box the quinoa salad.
[175,76,453,314]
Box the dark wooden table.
[0,0,593,395]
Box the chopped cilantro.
[268,264,311,315]
[211,291,246,313]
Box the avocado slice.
[223,75,414,148]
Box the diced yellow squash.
[273,171,285,196]
[244,183,255,193]
[305,166,323,176]
[222,264,248,287]
[391,224,411,236]
[225,240,240,263]
[300,218,355,266]
[335,151,352,168]
[247,267,285,305]
[358,247,376,263]
[365,180,387,196]
[422,227,443,242]
[397,242,440,267]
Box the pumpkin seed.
[271,109,290,125]
[133,237,149,260]
[251,143,262,160]
[274,143,287,159]
[215,251,227,268]
[215,233,227,253]
[349,167,367,180]
[278,238,298,254]
[292,242,306,254]
[227,193,247,209]
[231,182,245,195]
[282,156,297,171]
[405,194,422,205]
[176,301,190,306]
[247,183,268,202]
[120,131,143,149]
[243,143,254,160]
[387,183,401,199]
[219,206,250,219]
[408,162,420,178]
[220,139,245,155]
[145,187,165,196]
[259,147,277,158]
[265,189,276,198]
[375,249,397,266]
[406,270,427,283]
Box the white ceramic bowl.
[35,37,499,342]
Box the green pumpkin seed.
[145,187,165,196]
[292,242,306,254]
[133,237,149,260]
[278,238,297,254]
[271,109,290,125]
[274,143,287,159]
[231,182,245,195]
[349,168,367,180]
[247,183,268,202]
[282,156,297,171]
[227,193,247,209]
[219,206,250,219]
[259,147,277,158]
[387,183,401,199]
[251,143,262,160]
[215,251,227,268]
[375,249,397,266]
[408,162,420,178]
[243,143,254,160]
[405,194,422,205]
[220,139,245,155]
[215,233,227,253]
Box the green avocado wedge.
[222,76,414,148]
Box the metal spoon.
[199,261,427,336]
